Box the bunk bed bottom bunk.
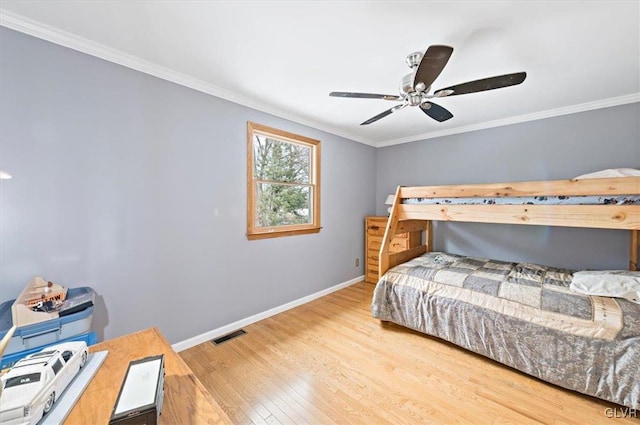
[371,252,640,409]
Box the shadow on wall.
[433,220,631,270]
[92,293,108,343]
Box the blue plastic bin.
[0,287,95,355]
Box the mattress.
[403,195,640,205]
[371,252,640,409]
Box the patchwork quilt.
[371,252,640,409]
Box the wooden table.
[65,327,232,424]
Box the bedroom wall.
[377,102,640,270]
[0,27,376,344]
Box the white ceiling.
[1,1,638,147]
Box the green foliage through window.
[247,122,320,239]
[253,135,312,227]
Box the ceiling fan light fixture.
[435,89,454,97]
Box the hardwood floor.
[180,282,638,424]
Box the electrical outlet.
[355,258,360,267]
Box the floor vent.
[212,329,246,345]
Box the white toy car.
[0,341,88,425]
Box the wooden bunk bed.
[380,176,640,275]
[373,176,640,409]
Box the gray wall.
[377,103,640,270]
[0,28,376,343]
[2,25,639,346]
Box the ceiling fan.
[329,45,526,125]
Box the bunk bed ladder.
[379,186,432,278]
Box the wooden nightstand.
[365,216,420,283]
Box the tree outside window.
[247,122,321,239]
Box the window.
[247,122,321,240]
[4,373,41,388]
[52,359,63,375]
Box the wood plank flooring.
[180,282,639,424]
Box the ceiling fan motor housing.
[400,73,430,96]
[405,51,423,68]
[400,73,413,94]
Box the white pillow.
[574,168,640,179]
[570,270,640,304]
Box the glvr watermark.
[604,407,637,418]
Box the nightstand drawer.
[366,219,387,236]
[367,249,379,264]
[368,236,382,251]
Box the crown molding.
[2,10,637,150]
[377,93,640,147]
[0,10,377,147]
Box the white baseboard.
[172,275,364,352]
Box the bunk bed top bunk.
[379,175,640,276]
[372,174,640,410]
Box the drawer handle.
[368,225,380,231]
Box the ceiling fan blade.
[413,45,453,92]
[360,104,407,125]
[330,91,402,101]
[433,72,527,97]
[420,102,453,122]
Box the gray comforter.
[371,252,640,409]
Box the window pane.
[253,134,310,184]
[256,183,312,227]
[5,373,41,388]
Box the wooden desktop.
[65,327,231,424]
